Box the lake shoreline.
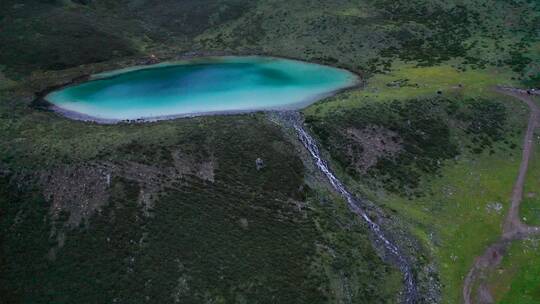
[32,54,363,124]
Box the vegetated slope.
[520,125,540,227]
[1,0,538,84]
[302,66,532,303]
[307,96,509,197]
[476,94,540,303]
[0,0,252,74]
[485,237,540,303]
[0,1,539,303]
[0,0,139,73]
[0,111,401,303]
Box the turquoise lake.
[45,56,359,121]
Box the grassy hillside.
[302,65,534,303]
[520,98,540,226]
[1,1,539,303]
[1,0,538,84]
[485,237,540,303]
[0,108,402,303]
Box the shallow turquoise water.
[46,56,358,121]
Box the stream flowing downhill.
[292,121,418,304]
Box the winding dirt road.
[463,87,540,304]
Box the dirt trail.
[502,88,540,238]
[463,88,540,304]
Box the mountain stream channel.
[273,111,419,304]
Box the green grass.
[197,0,538,78]
[304,75,530,303]
[484,238,540,303]
[379,147,522,304]
[520,97,540,226]
[304,63,519,117]
[480,97,540,304]
[520,138,540,226]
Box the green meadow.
[520,97,540,226]
[486,238,540,303]
[303,65,531,303]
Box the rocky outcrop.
[35,149,218,258]
[345,125,403,173]
[40,155,217,223]
[255,157,265,171]
[40,163,111,227]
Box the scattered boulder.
[146,54,160,65]
[255,158,265,171]
[486,202,503,214]
[239,218,249,229]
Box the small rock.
[255,158,265,171]
[486,202,503,214]
[239,218,249,229]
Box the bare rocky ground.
[32,149,217,260]
[463,88,540,304]
[344,125,403,173]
